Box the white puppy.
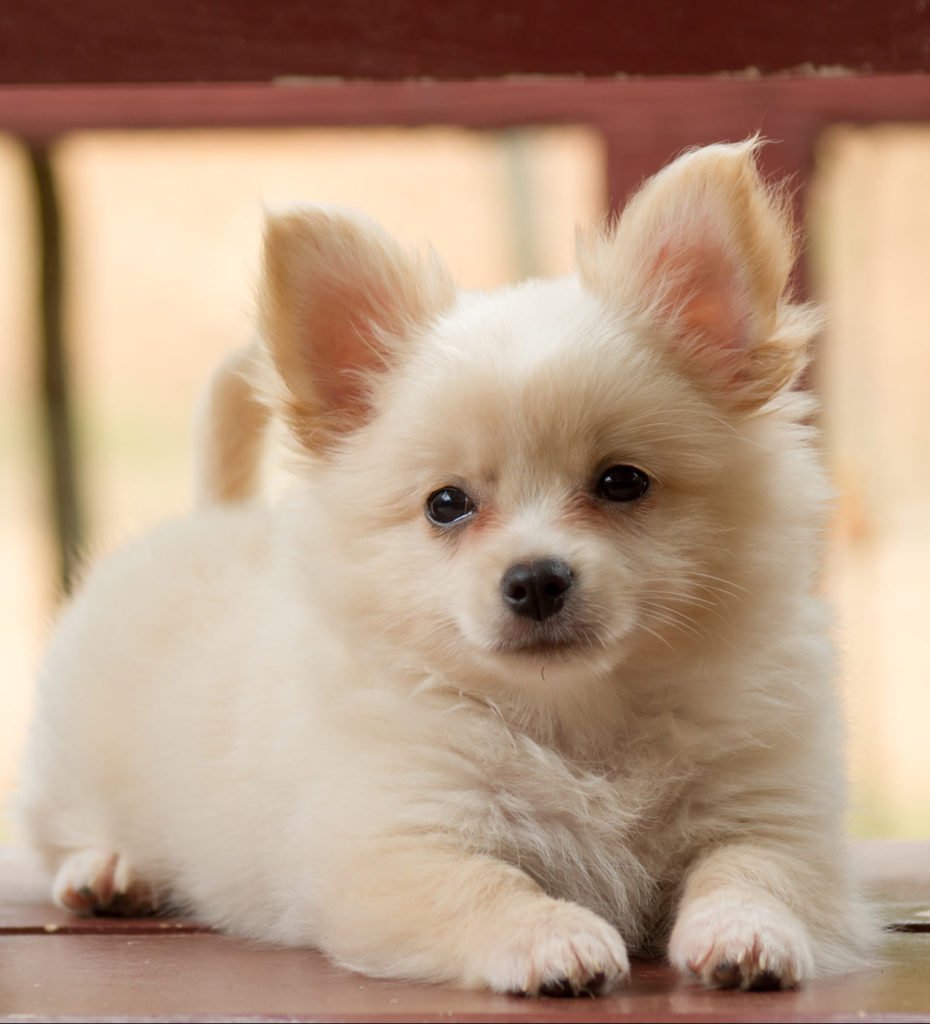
[17,140,871,996]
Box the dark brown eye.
[596,465,650,502]
[426,487,476,525]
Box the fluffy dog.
[17,140,871,996]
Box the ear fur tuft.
[577,138,817,409]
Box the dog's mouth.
[497,639,581,659]
[492,623,596,660]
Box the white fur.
[16,141,872,996]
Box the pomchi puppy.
[17,139,871,996]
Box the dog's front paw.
[53,848,157,917]
[669,891,814,991]
[473,899,630,997]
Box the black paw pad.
[579,970,607,996]
[711,960,743,988]
[540,977,576,997]
[749,969,785,991]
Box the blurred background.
[1,119,928,840]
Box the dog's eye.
[426,487,476,526]
[596,465,650,502]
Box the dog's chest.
[463,730,694,942]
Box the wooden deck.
[1,841,928,1022]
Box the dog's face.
[342,283,736,685]
[259,141,821,693]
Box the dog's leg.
[668,842,827,990]
[52,848,158,917]
[319,843,630,995]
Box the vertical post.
[502,128,541,279]
[26,140,83,595]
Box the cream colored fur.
[193,340,270,507]
[17,140,872,996]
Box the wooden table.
[2,841,928,1023]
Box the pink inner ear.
[299,274,394,424]
[651,238,752,380]
[679,262,747,350]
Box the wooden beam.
[2,76,930,144]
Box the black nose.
[501,559,574,622]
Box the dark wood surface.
[2,842,929,1023]
[0,0,928,85]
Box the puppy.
[17,140,872,996]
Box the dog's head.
[259,141,824,698]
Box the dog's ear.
[577,139,819,409]
[260,206,455,450]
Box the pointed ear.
[260,206,455,450]
[577,139,819,409]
